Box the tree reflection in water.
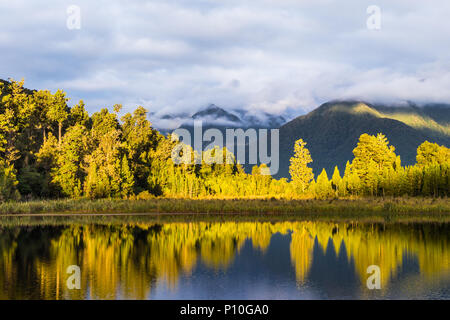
[0,221,448,299]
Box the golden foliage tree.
[289,139,314,193]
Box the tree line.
[0,79,448,201]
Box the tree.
[69,100,90,128]
[32,89,53,144]
[113,103,122,113]
[289,139,314,194]
[91,108,119,139]
[147,134,178,196]
[344,161,361,196]
[0,160,20,201]
[315,169,333,199]
[120,155,134,198]
[351,133,397,195]
[121,106,158,193]
[0,79,36,165]
[47,89,69,147]
[250,163,272,195]
[84,129,123,198]
[331,166,341,196]
[52,125,89,198]
[36,132,60,197]
[416,141,450,167]
[366,160,380,196]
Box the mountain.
[174,104,286,130]
[191,104,241,124]
[232,108,287,129]
[277,101,450,179]
[153,104,288,132]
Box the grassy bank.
[0,197,448,223]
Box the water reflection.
[0,221,448,299]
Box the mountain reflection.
[0,221,448,299]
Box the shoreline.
[0,197,448,224]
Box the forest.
[0,79,449,202]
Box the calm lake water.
[0,219,449,299]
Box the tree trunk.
[58,122,62,147]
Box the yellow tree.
[289,138,314,194]
[315,168,333,199]
[331,166,342,197]
[351,133,396,195]
[416,141,450,167]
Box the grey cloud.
[1,0,449,119]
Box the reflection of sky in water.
[0,222,449,300]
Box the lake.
[0,219,449,299]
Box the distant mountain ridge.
[155,104,287,132]
[191,104,241,123]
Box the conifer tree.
[315,169,333,199]
[289,139,314,194]
[331,166,341,197]
[69,100,90,127]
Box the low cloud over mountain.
[152,104,289,133]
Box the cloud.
[1,0,450,119]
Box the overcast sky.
[1,0,450,119]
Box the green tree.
[32,89,53,144]
[36,132,60,197]
[69,100,90,128]
[83,108,123,198]
[120,155,134,198]
[84,129,123,198]
[0,79,36,165]
[0,160,20,201]
[147,134,178,196]
[47,90,69,147]
[52,125,89,198]
[121,106,158,193]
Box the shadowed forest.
[0,79,448,202]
